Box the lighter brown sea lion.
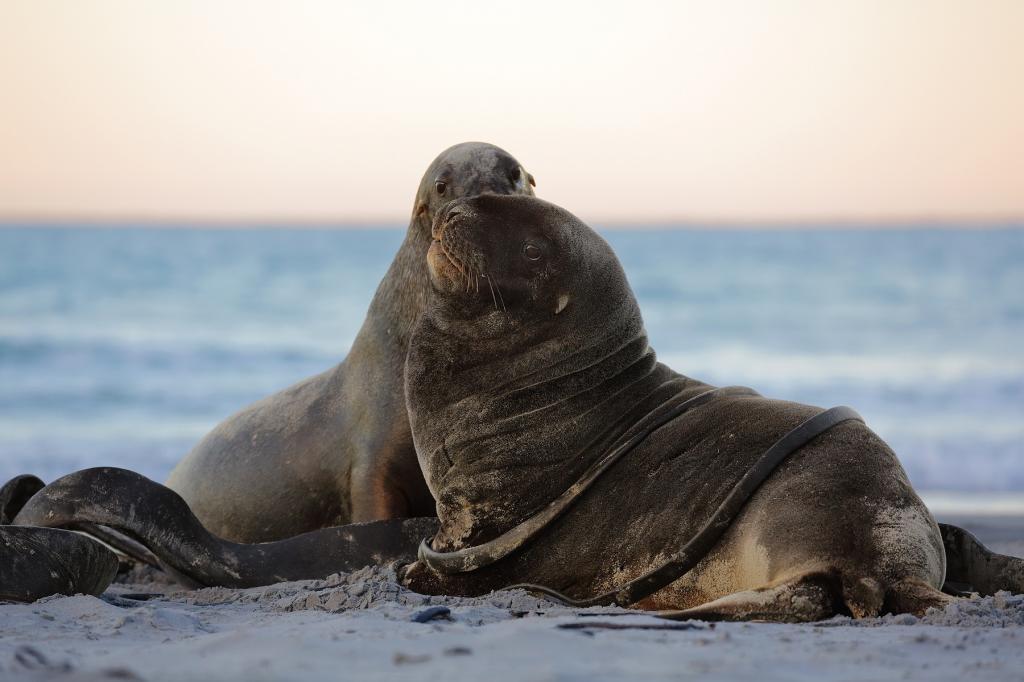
[399,194,957,621]
[165,143,535,542]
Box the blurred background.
[1,1,1021,508]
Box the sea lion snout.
[431,200,473,241]
[427,202,484,290]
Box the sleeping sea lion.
[165,142,535,541]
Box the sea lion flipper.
[940,522,1024,596]
[14,466,439,588]
[2,474,120,601]
[0,526,118,602]
[13,467,240,586]
[0,474,45,524]
[655,573,838,623]
[655,572,958,623]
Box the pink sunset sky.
[1,0,1021,225]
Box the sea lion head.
[424,194,638,341]
[407,194,653,550]
[412,142,535,229]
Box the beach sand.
[1,514,1022,682]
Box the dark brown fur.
[401,195,949,621]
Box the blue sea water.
[1,226,1022,492]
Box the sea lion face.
[424,195,630,340]
[427,195,567,319]
[413,142,536,228]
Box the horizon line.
[2,212,1023,231]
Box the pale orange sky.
[1,0,1022,224]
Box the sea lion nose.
[433,203,464,240]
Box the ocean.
[1,226,1022,495]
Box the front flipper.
[0,526,118,602]
[940,523,1024,596]
[14,467,438,588]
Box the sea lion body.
[166,143,535,542]
[401,195,949,620]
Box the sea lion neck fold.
[406,195,687,548]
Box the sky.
[1,0,1022,225]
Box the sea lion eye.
[523,243,542,261]
[435,181,447,195]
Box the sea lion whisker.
[440,241,474,289]
[484,274,500,311]
[493,280,507,313]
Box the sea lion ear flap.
[527,172,536,188]
[415,202,428,217]
[555,293,570,315]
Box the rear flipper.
[655,573,841,623]
[940,523,1024,596]
[0,526,118,602]
[884,577,956,615]
[655,572,954,623]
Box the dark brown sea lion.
[13,467,437,589]
[166,142,535,542]
[398,194,957,621]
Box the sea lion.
[398,194,956,620]
[165,142,536,542]
[12,467,438,589]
